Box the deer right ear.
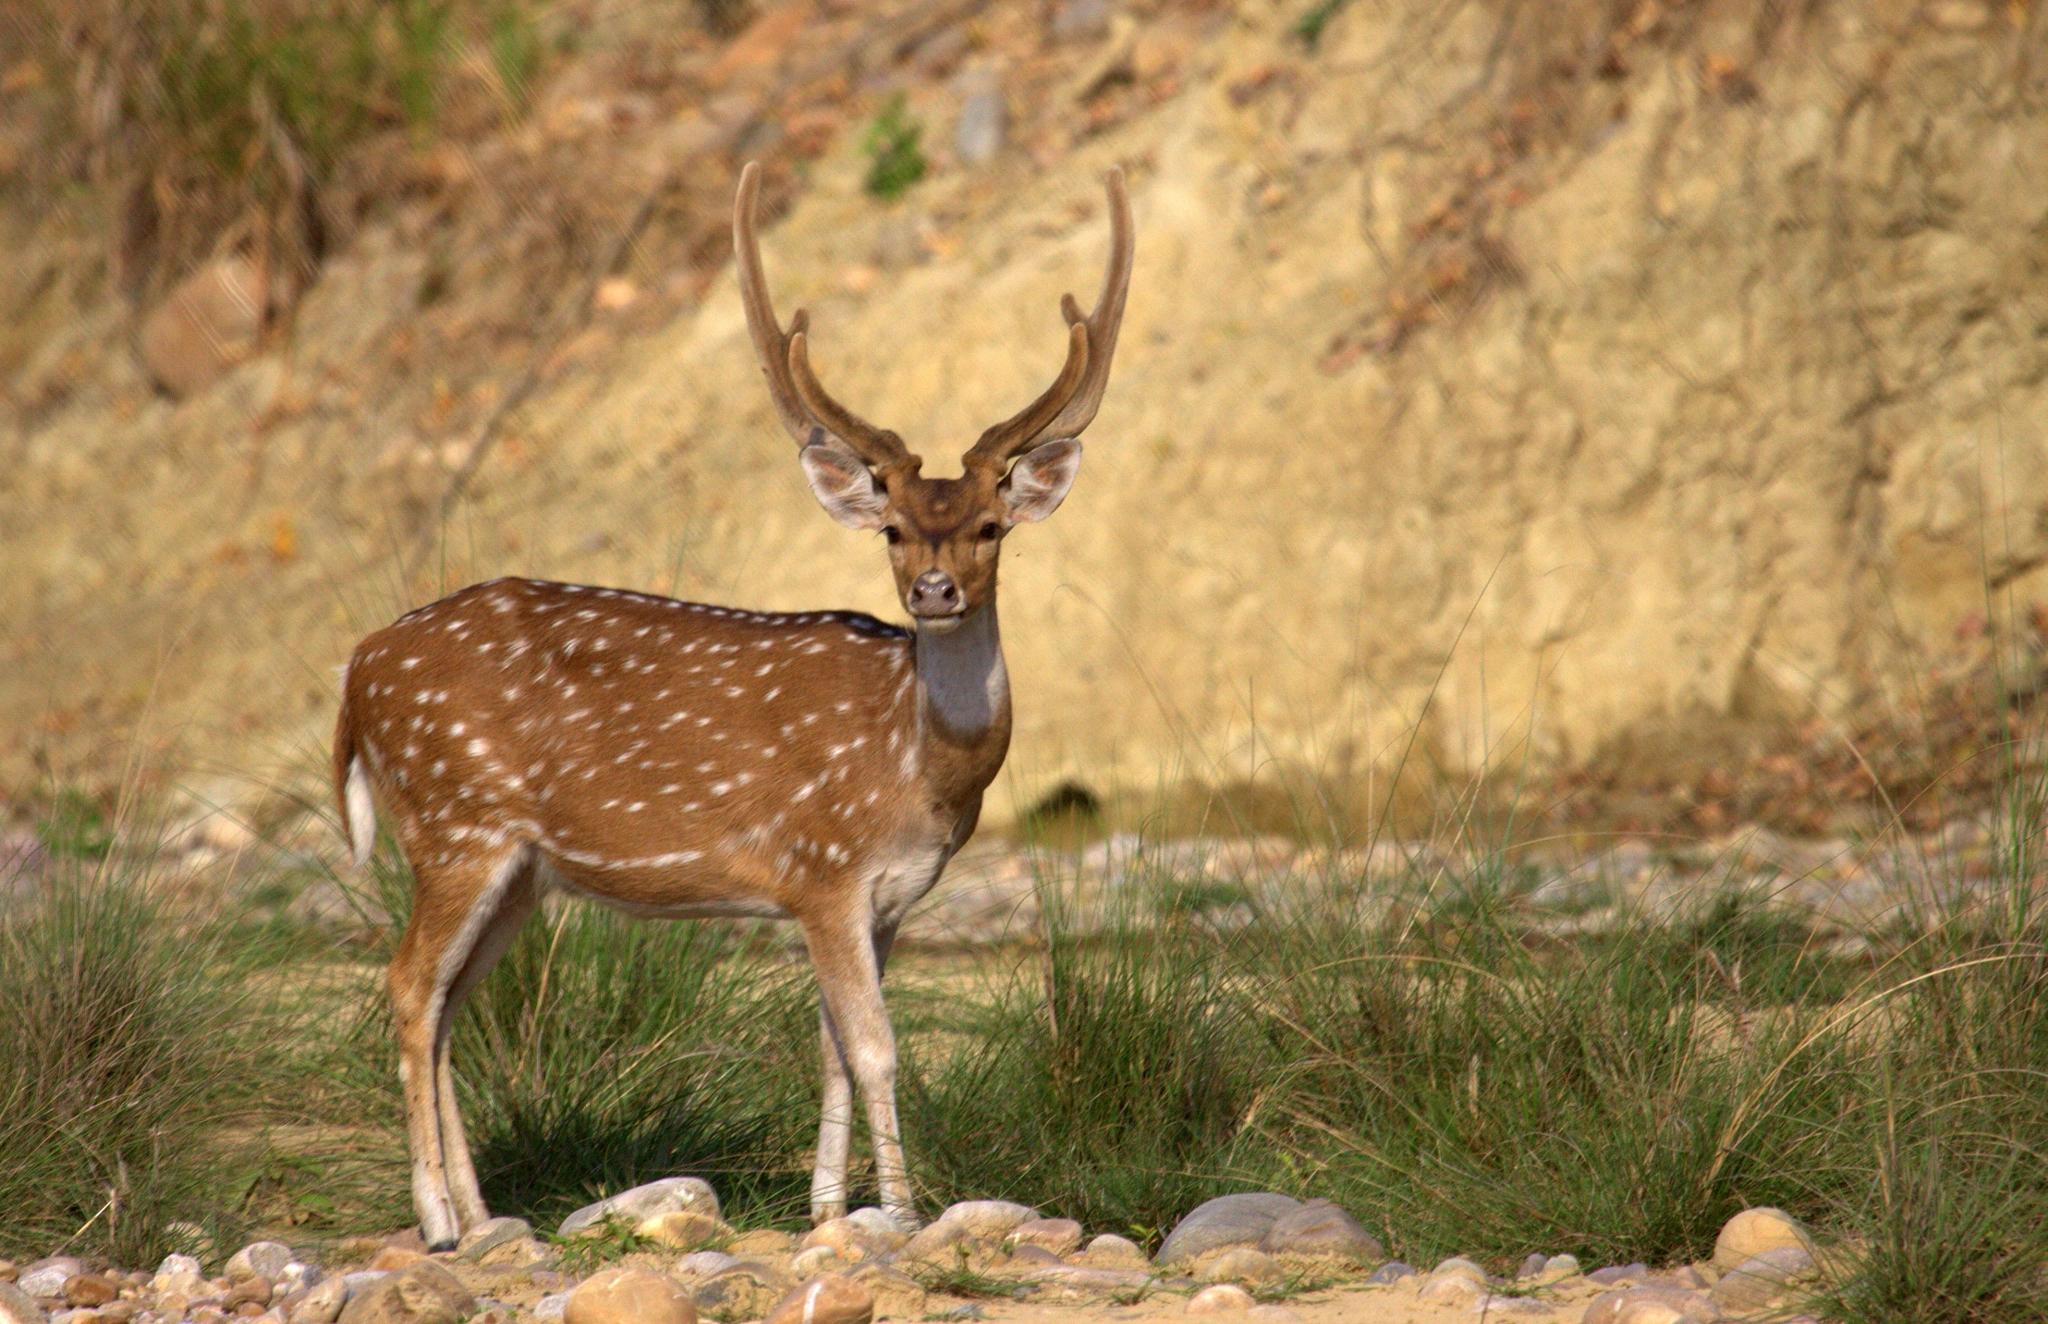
[799,443,890,530]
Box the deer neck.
[912,600,1012,813]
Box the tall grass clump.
[328,859,824,1227]
[1265,877,1863,1268]
[0,863,274,1263]
[902,880,1269,1236]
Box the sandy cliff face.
[3,0,2045,821]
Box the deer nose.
[908,570,963,617]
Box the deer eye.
[882,526,902,545]
[979,521,1002,541]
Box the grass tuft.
[0,862,277,1263]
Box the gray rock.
[1050,0,1109,41]
[954,91,1005,166]
[340,1273,390,1298]
[1011,1219,1083,1257]
[455,1218,533,1263]
[1583,1286,1722,1324]
[1258,1202,1383,1263]
[228,1244,295,1285]
[673,1253,740,1279]
[155,1257,205,1282]
[1518,1255,1550,1281]
[14,1272,69,1302]
[0,1283,49,1324]
[20,1263,83,1301]
[287,1279,349,1324]
[1155,1193,1304,1266]
[1710,1248,1815,1314]
[1018,1267,1153,1292]
[1365,1262,1414,1285]
[1430,1258,1488,1284]
[533,1294,570,1322]
[560,1176,721,1237]
[277,1264,324,1296]
[1590,1264,1649,1286]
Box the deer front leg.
[811,923,901,1224]
[813,1000,855,1224]
[803,915,916,1229]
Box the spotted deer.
[333,162,1133,1247]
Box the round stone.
[222,1279,273,1310]
[1712,1209,1815,1273]
[64,1278,120,1308]
[227,1247,295,1286]
[672,1254,739,1281]
[636,1213,728,1252]
[1258,1203,1382,1264]
[1197,1249,1283,1287]
[763,1276,872,1324]
[790,1248,842,1279]
[933,1201,1039,1240]
[563,1270,697,1324]
[1010,1219,1083,1257]
[1081,1234,1149,1269]
[1419,1276,1485,1307]
[1710,1249,1815,1314]
[1157,1195,1303,1267]
[1430,1258,1489,1285]
[286,1278,348,1324]
[1186,1285,1256,1314]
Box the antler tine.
[734,162,919,475]
[963,167,1135,473]
[789,332,921,475]
[961,323,1090,474]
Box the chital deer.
[333,162,1132,1247]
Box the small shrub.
[862,95,926,200]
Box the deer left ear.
[1000,440,1083,523]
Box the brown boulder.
[139,256,266,399]
[763,1276,871,1324]
[62,1279,120,1309]
[335,1263,475,1324]
[563,1269,696,1324]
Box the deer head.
[734,162,1133,634]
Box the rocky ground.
[4,782,2033,952]
[0,1182,1832,1324]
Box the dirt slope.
[3,0,2045,827]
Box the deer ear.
[1000,439,1083,523]
[800,443,890,530]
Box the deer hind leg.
[388,841,537,1249]
[435,854,542,1230]
[803,916,916,1229]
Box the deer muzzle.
[907,569,964,622]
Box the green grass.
[318,855,824,1230]
[0,859,283,1263]
[1,790,2042,1324]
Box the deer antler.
[734,162,922,477]
[962,166,1134,475]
